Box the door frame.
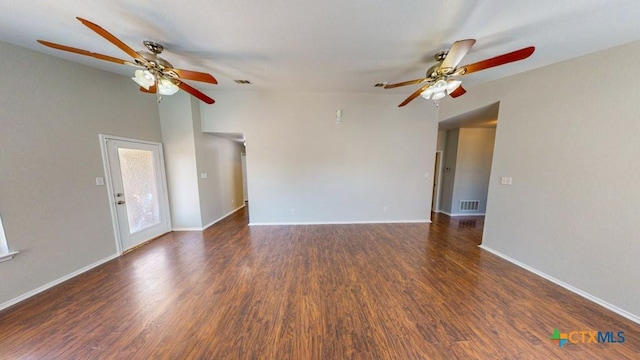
[99,134,172,254]
[241,153,248,203]
[432,151,443,212]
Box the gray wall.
[200,91,439,224]
[195,133,244,227]
[159,93,244,230]
[159,93,202,229]
[0,41,162,306]
[193,127,244,228]
[439,39,640,320]
[451,128,496,215]
[438,128,495,215]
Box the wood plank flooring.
[1,208,639,359]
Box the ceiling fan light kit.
[157,78,180,96]
[131,69,155,90]
[421,79,462,100]
[38,17,217,104]
[383,39,535,107]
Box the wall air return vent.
[459,200,480,211]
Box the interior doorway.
[100,135,172,253]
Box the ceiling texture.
[2,0,640,95]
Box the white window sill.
[0,251,19,263]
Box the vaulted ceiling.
[2,1,640,95]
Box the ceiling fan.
[38,17,217,104]
[383,39,534,107]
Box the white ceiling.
[2,1,640,96]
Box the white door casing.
[241,153,248,202]
[432,151,443,212]
[100,135,171,253]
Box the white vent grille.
[459,200,480,211]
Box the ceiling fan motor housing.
[134,49,178,79]
[426,63,443,79]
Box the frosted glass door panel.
[117,148,161,234]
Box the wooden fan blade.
[460,46,535,75]
[399,84,430,107]
[172,69,218,84]
[177,81,215,104]
[449,85,466,98]
[440,39,476,73]
[37,40,136,66]
[384,78,427,89]
[139,84,157,93]
[76,17,140,60]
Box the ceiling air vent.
[234,80,252,84]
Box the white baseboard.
[479,245,640,325]
[249,219,431,226]
[0,251,19,263]
[0,253,120,312]
[439,211,486,217]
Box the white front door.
[102,136,171,252]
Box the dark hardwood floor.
[1,208,639,359]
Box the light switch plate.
[500,176,513,185]
[95,177,105,186]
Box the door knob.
[116,200,125,205]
